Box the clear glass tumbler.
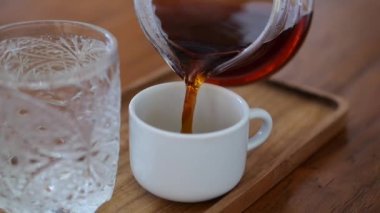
[0,20,120,213]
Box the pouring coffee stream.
[134,0,313,133]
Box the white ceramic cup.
[129,82,272,202]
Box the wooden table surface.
[1,0,379,212]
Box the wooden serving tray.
[99,69,348,212]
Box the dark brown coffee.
[152,0,312,133]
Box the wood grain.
[97,72,347,212]
[1,0,379,212]
[244,0,380,212]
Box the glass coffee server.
[134,0,314,86]
[134,0,314,133]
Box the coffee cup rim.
[129,81,250,139]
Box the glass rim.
[0,20,118,90]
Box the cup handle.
[248,108,273,151]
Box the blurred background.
[0,0,378,92]
[1,0,379,212]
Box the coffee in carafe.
[135,0,313,133]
